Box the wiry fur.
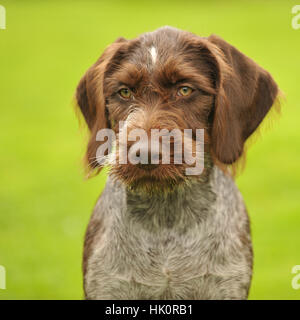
[84,167,252,299]
[75,26,279,299]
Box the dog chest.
[84,169,252,299]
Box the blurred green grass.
[0,0,299,299]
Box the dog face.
[76,26,279,191]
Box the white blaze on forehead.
[149,46,157,64]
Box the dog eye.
[177,86,193,97]
[118,88,132,99]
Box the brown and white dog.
[75,26,279,299]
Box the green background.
[0,0,299,299]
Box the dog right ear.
[75,38,127,171]
[207,35,279,165]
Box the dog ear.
[207,35,279,164]
[75,37,126,171]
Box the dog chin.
[110,164,187,194]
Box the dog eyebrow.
[156,63,216,95]
[105,63,147,93]
[105,59,216,95]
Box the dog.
[75,26,279,299]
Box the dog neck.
[108,166,219,231]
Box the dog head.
[75,26,279,191]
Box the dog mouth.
[136,162,159,171]
[109,161,189,193]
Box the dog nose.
[129,143,160,171]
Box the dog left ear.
[75,37,127,171]
[207,35,279,164]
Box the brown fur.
[75,27,279,292]
[75,29,278,176]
